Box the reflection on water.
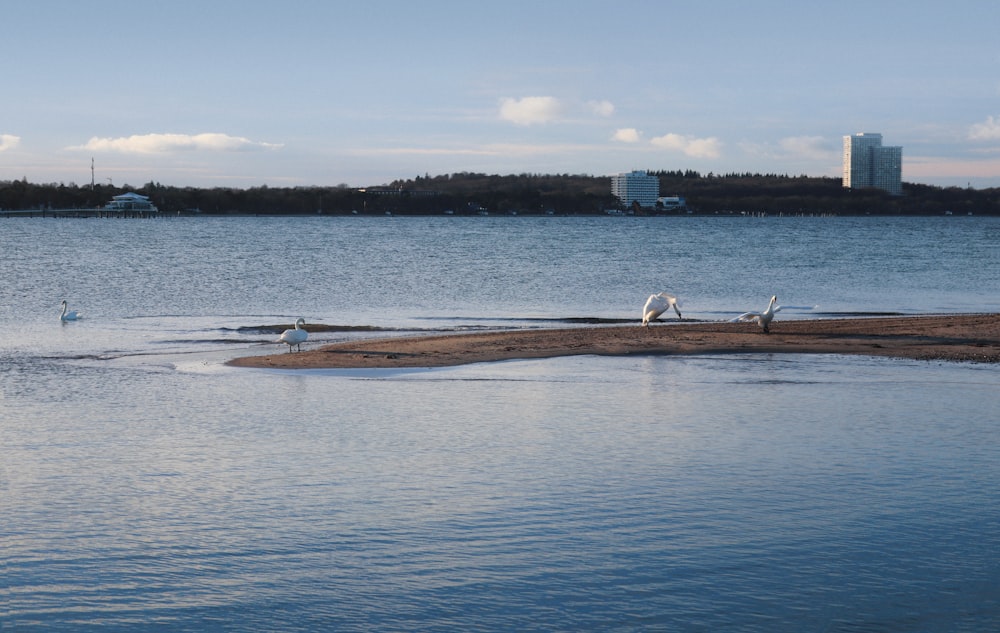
[5,352,1000,630]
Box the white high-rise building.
[611,170,659,208]
[842,133,902,195]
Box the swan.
[732,295,781,333]
[642,292,682,326]
[60,300,81,321]
[278,318,308,352]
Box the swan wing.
[732,311,761,323]
[642,294,669,324]
[645,293,671,313]
[279,328,302,343]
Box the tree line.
[2,172,998,216]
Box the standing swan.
[733,295,780,333]
[642,292,682,326]
[278,318,308,352]
[60,300,81,321]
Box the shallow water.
[2,215,999,631]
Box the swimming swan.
[278,318,308,352]
[733,295,781,333]
[642,292,682,326]
[60,300,81,321]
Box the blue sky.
[2,0,1000,188]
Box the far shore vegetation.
[2,171,998,216]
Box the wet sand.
[227,314,1000,369]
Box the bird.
[732,295,781,333]
[60,300,81,321]
[642,292,682,326]
[278,317,308,352]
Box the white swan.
[60,300,81,321]
[733,295,781,333]
[642,292,682,326]
[278,318,308,352]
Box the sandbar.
[226,314,1000,369]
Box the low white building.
[106,192,158,212]
[657,196,686,210]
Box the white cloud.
[778,135,836,160]
[650,133,722,158]
[0,134,21,152]
[70,133,281,154]
[969,115,1000,140]
[612,128,641,143]
[498,96,565,125]
[588,100,615,117]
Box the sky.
[2,0,1000,189]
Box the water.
[2,215,999,631]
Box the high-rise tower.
[843,133,902,195]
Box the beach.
[228,313,1000,369]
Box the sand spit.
[227,314,1000,369]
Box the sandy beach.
[227,314,1000,369]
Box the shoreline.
[226,314,1000,370]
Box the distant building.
[357,186,439,197]
[842,133,902,195]
[611,170,659,208]
[105,192,158,212]
[657,196,686,211]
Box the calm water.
[2,215,999,631]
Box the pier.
[1,208,161,219]
[2,192,162,219]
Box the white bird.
[60,300,81,321]
[733,295,781,333]
[278,317,308,352]
[642,292,682,326]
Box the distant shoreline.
[6,172,1000,217]
[4,209,993,219]
[227,314,1000,370]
